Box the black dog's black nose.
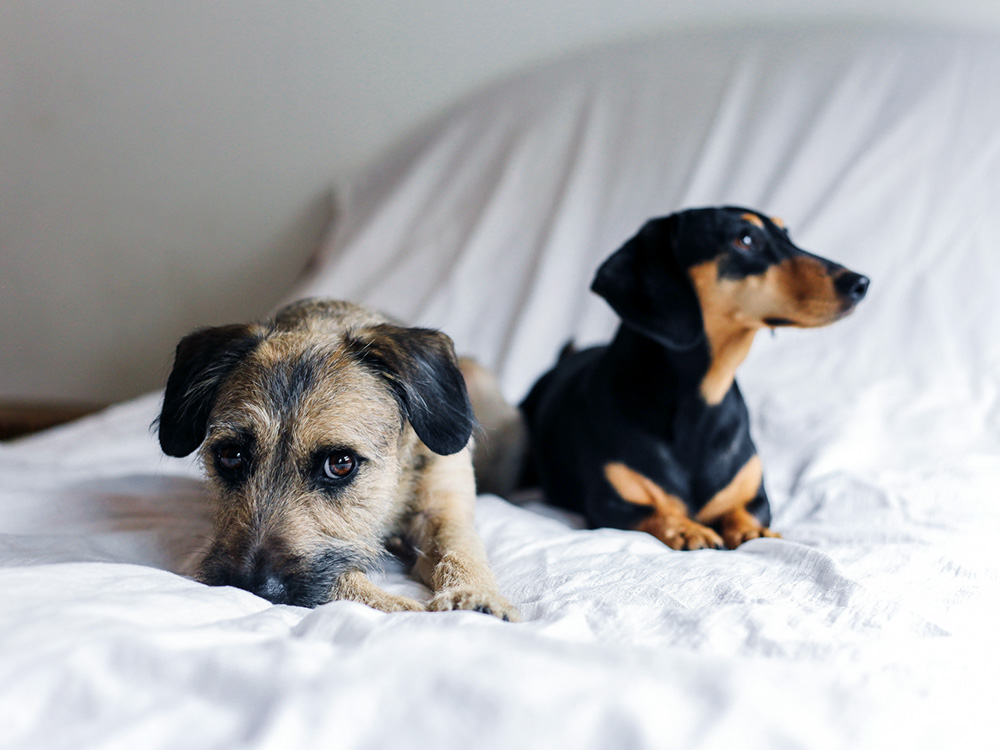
[836,272,870,302]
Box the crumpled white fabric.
[2,25,1000,749]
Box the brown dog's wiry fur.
[157,298,518,620]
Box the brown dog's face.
[196,335,405,606]
[156,301,474,607]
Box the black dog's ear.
[157,324,263,457]
[591,215,704,349]
[348,324,474,456]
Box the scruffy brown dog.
[157,298,518,620]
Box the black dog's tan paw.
[717,506,782,549]
[668,521,724,551]
[640,515,723,550]
[723,525,781,550]
[429,587,521,622]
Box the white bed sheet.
[3,25,1000,749]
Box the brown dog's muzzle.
[199,540,360,607]
[199,543,295,604]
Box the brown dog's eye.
[324,451,357,480]
[218,446,245,471]
[734,234,754,251]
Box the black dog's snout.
[836,272,870,303]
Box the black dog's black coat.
[522,331,764,530]
[520,206,869,544]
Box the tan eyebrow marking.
[771,216,785,228]
[740,213,764,229]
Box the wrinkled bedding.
[3,25,999,749]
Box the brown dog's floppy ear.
[591,215,704,350]
[348,324,474,456]
[157,324,263,457]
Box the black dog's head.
[592,207,869,403]
[592,206,869,350]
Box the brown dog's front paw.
[429,587,521,622]
[360,591,427,614]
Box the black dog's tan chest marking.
[688,260,759,405]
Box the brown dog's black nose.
[218,552,293,604]
[248,558,292,604]
[836,272,870,302]
[200,544,344,608]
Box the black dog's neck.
[602,325,717,413]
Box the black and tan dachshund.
[519,206,869,549]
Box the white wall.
[3,0,999,403]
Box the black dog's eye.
[323,451,358,480]
[734,233,755,251]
